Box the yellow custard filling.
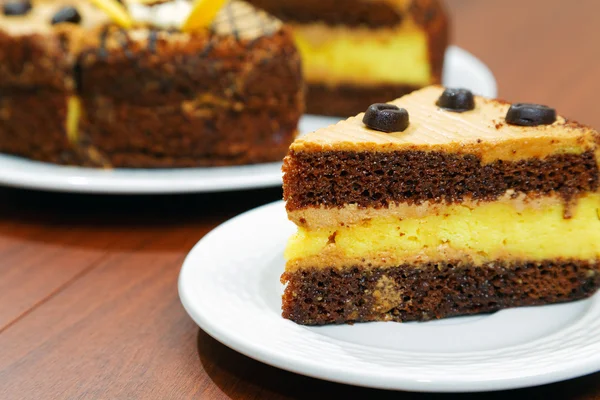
[285,194,600,264]
[66,95,82,144]
[293,23,431,87]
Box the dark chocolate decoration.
[436,88,475,112]
[51,6,81,24]
[362,103,409,133]
[505,103,557,126]
[3,0,32,16]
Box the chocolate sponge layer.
[0,89,72,163]
[305,82,425,117]
[283,150,599,210]
[282,260,600,325]
[79,93,300,168]
[0,30,74,90]
[247,0,446,29]
[78,27,303,106]
[247,0,403,27]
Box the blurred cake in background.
[0,0,304,167]
[247,0,449,116]
[0,0,108,164]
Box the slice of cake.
[282,85,600,325]
[0,0,304,167]
[247,0,448,116]
[0,0,107,164]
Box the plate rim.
[0,45,496,195]
[179,200,600,393]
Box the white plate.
[179,201,600,393]
[0,46,496,194]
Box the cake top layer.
[80,0,284,60]
[291,85,599,163]
[1,0,281,40]
[247,0,414,18]
[372,0,412,13]
[0,0,108,35]
[247,0,444,29]
[211,0,282,40]
[128,0,282,38]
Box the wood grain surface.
[1,1,600,399]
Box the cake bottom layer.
[306,82,425,116]
[0,88,84,164]
[281,260,600,325]
[0,89,300,167]
[75,94,302,168]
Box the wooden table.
[2,1,600,398]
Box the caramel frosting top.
[288,191,575,230]
[0,0,108,35]
[291,85,600,163]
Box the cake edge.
[281,259,600,325]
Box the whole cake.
[282,85,600,325]
[0,0,304,167]
[248,0,448,116]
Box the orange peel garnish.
[182,0,228,33]
[90,0,134,28]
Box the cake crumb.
[373,276,403,313]
[327,231,337,244]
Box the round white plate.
[179,201,600,393]
[0,46,496,194]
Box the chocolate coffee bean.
[505,103,556,126]
[436,88,475,112]
[3,0,32,16]
[51,6,81,24]
[363,103,409,133]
